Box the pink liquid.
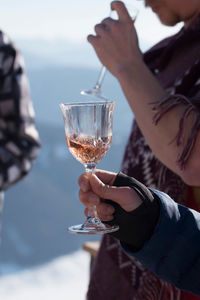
[66,135,112,165]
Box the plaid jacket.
[0,30,40,215]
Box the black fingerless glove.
[103,172,160,251]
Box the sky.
[0,0,182,50]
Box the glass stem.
[93,11,114,92]
[85,164,98,219]
[94,66,107,90]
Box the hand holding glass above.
[60,101,119,234]
[80,1,139,100]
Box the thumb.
[111,1,132,23]
[89,174,142,212]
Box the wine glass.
[59,101,119,234]
[80,1,139,100]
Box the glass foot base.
[80,89,108,101]
[68,220,119,234]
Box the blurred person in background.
[84,0,200,299]
[0,30,40,240]
[78,170,200,297]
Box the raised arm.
[87,1,200,185]
[0,31,40,191]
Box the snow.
[0,250,90,300]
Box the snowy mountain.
[0,250,90,300]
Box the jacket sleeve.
[122,189,200,296]
[0,31,40,191]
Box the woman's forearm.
[117,62,200,185]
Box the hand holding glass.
[80,2,139,99]
[60,101,119,234]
